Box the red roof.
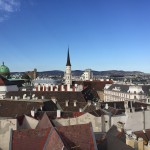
[12,128,51,150]
[57,123,96,150]
[45,128,65,149]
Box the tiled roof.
[0,75,14,86]
[45,128,65,149]
[134,129,150,144]
[107,84,150,95]
[57,123,96,150]
[36,111,84,120]
[82,87,100,101]
[36,112,54,129]
[0,100,43,117]
[6,91,86,102]
[73,80,113,91]
[107,134,134,150]
[12,128,51,150]
[105,125,134,150]
[58,101,96,112]
[12,123,96,150]
[107,84,129,92]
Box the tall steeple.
[66,48,71,66]
[65,47,72,85]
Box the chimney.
[27,96,30,100]
[32,94,35,99]
[138,138,144,150]
[42,84,45,91]
[117,122,124,132]
[74,100,77,107]
[57,110,61,118]
[87,100,91,106]
[38,84,41,91]
[105,103,109,109]
[79,108,83,112]
[23,94,26,99]
[41,96,45,100]
[40,106,43,111]
[126,135,135,148]
[126,134,138,149]
[65,100,69,107]
[15,96,18,100]
[31,108,37,117]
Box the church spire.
[66,48,71,66]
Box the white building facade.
[104,83,150,102]
[80,69,93,81]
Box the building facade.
[104,83,150,102]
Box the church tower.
[65,48,72,85]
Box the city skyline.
[0,0,150,73]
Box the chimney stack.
[57,110,61,118]
[138,138,144,150]
[65,100,69,107]
[74,100,77,107]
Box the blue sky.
[0,0,150,73]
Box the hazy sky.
[0,0,150,72]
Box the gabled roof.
[0,100,43,117]
[12,123,96,150]
[106,125,134,150]
[36,112,54,129]
[73,80,113,91]
[57,123,96,150]
[12,128,51,150]
[134,129,150,144]
[45,128,65,150]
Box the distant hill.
[11,70,145,77]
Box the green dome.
[0,62,10,78]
